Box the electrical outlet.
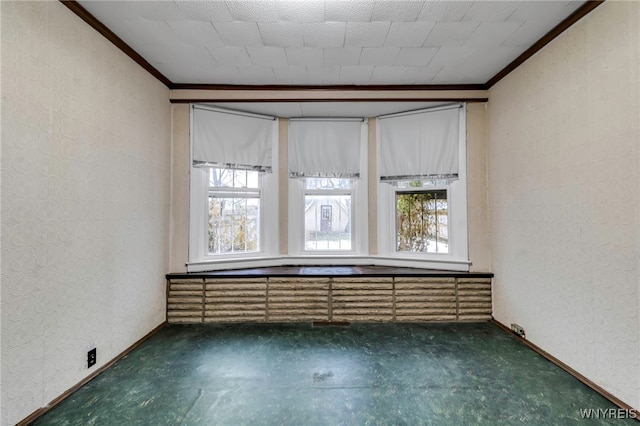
[511,323,526,339]
[87,348,97,368]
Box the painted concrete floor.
[33,322,631,425]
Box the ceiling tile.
[225,1,280,22]
[462,45,526,79]
[166,21,223,49]
[417,1,473,22]
[101,1,186,21]
[306,66,341,84]
[286,47,324,67]
[503,21,559,47]
[213,22,263,47]
[160,61,220,83]
[428,46,478,69]
[384,22,435,47]
[236,66,277,83]
[300,102,365,116]
[258,23,304,47]
[77,0,587,87]
[394,47,438,66]
[423,21,480,47]
[272,66,308,84]
[199,65,241,81]
[276,1,325,23]
[141,43,216,70]
[110,19,177,48]
[345,22,391,47]
[325,0,375,22]
[339,66,375,83]
[370,66,404,84]
[371,1,425,22]
[464,22,524,46]
[430,65,478,84]
[247,47,288,67]
[401,64,443,83]
[303,22,346,48]
[359,47,400,66]
[372,65,442,84]
[324,48,362,66]
[173,2,233,22]
[508,1,578,22]
[207,47,252,66]
[211,102,305,117]
[462,1,520,22]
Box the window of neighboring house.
[303,178,354,251]
[207,168,261,255]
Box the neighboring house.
[304,198,350,237]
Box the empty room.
[1,0,638,424]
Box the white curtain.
[192,105,275,172]
[378,105,461,182]
[289,119,362,178]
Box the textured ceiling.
[77,0,586,86]
[206,101,451,117]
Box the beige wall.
[467,103,491,272]
[488,1,639,409]
[170,104,190,272]
[1,3,172,424]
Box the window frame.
[376,104,469,270]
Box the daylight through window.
[396,187,448,254]
[207,168,261,255]
[303,178,353,251]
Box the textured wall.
[467,103,491,272]
[170,105,190,272]
[1,2,171,424]
[488,2,639,409]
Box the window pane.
[208,196,260,254]
[394,179,449,189]
[304,194,352,251]
[209,168,260,189]
[396,190,448,254]
[303,178,352,190]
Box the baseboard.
[491,319,639,419]
[17,321,168,426]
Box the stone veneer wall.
[167,277,491,323]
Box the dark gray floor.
[33,322,631,425]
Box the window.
[377,104,468,269]
[189,105,277,268]
[396,186,448,254]
[287,119,367,256]
[207,168,261,255]
[303,178,353,251]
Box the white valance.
[378,104,461,182]
[192,105,275,172]
[289,119,363,178]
